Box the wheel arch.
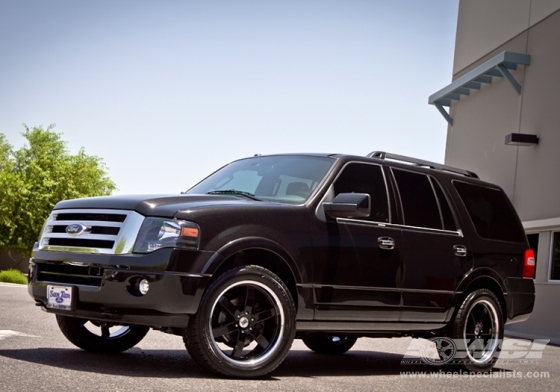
[201,237,301,311]
[449,270,508,325]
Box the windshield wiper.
[206,190,261,201]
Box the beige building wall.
[445,32,528,199]
[453,0,560,74]
[444,1,560,344]
[515,11,560,221]
[447,3,560,221]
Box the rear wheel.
[449,289,503,372]
[302,334,357,355]
[184,265,296,378]
[56,315,149,353]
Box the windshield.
[187,155,334,204]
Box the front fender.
[201,236,303,284]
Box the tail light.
[522,249,536,279]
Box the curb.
[0,282,27,287]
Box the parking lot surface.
[0,283,558,391]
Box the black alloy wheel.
[450,289,503,372]
[184,265,296,378]
[302,334,358,355]
[56,315,149,353]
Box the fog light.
[139,279,150,295]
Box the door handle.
[378,237,395,250]
[454,245,467,257]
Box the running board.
[296,321,447,333]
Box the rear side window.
[393,169,444,230]
[453,181,525,242]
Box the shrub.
[0,269,28,284]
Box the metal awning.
[429,51,531,125]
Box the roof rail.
[367,151,479,179]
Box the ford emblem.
[66,223,89,236]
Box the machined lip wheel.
[85,320,131,339]
[209,280,285,368]
[462,299,500,365]
[301,333,358,355]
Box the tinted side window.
[393,169,441,229]
[333,163,389,222]
[453,181,525,242]
[433,179,457,231]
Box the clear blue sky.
[0,0,459,194]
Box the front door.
[311,162,403,322]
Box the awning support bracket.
[428,51,531,125]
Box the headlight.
[133,218,200,253]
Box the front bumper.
[28,248,215,328]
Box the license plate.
[47,285,74,310]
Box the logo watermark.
[401,337,549,366]
[400,370,550,379]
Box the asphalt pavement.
[1,283,558,391]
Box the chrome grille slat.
[44,233,119,240]
[49,220,124,227]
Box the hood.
[53,194,261,217]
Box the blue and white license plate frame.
[46,285,75,310]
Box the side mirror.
[323,193,371,218]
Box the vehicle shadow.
[0,347,508,379]
[0,347,206,378]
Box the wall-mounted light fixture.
[505,133,539,146]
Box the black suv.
[28,151,535,377]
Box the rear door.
[391,169,472,322]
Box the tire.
[184,265,296,378]
[302,334,357,355]
[56,315,149,354]
[448,289,503,372]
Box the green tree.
[0,125,116,265]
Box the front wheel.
[184,265,296,378]
[302,334,357,354]
[56,315,149,353]
[449,289,503,372]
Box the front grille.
[37,263,104,287]
[38,209,145,255]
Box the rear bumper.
[505,277,535,324]
[28,248,214,328]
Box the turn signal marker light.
[181,227,199,238]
